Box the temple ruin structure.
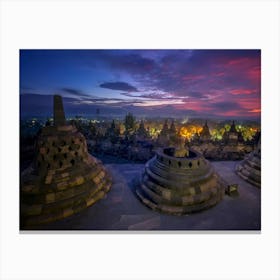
[136,146,224,215]
[200,121,211,142]
[20,95,112,228]
[235,137,261,188]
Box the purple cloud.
[100,82,138,92]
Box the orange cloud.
[249,109,261,113]
[230,89,257,95]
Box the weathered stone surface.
[20,95,112,228]
[225,184,239,196]
[136,147,224,215]
[236,139,261,188]
[53,95,66,126]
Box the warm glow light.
[179,125,203,140]
[134,99,185,107]
[249,109,261,113]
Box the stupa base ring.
[135,147,224,215]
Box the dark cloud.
[208,101,243,112]
[99,52,157,74]
[138,92,171,99]
[173,91,205,98]
[132,49,261,100]
[70,50,157,75]
[82,97,124,102]
[120,92,135,98]
[120,91,162,99]
[20,86,35,90]
[100,82,138,92]
[20,50,261,119]
[186,50,260,69]
[20,91,38,95]
[20,93,146,117]
[60,88,90,97]
[120,91,185,101]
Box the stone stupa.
[235,137,261,188]
[20,95,112,228]
[136,145,224,215]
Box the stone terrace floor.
[34,161,261,231]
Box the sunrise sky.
[20,49,261,119]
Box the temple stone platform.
[29,161,261,231]
[20,96,112,228]
[236,139,261,188]
[136,147,224,215]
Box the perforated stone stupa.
[20,95,112,228]
[235,138,261,188]
[136,147,224,215]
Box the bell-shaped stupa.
[20,95,112,228]
[235,137,261,188]
[136,146,224,215]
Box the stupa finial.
[53,95,66,126]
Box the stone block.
[24,204,42,216]
[182,195,194,205]
[22,184,35,193]
[76,176,85,186]
[45,175,53,185]
[93,176,100,185]
[57,181,69,190]
[45,193,56,203]
[162,189,171,200]
[225,184,239,196]
[63,208,74,218]
[189,187,196,195]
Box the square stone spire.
[53,95,66,126]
